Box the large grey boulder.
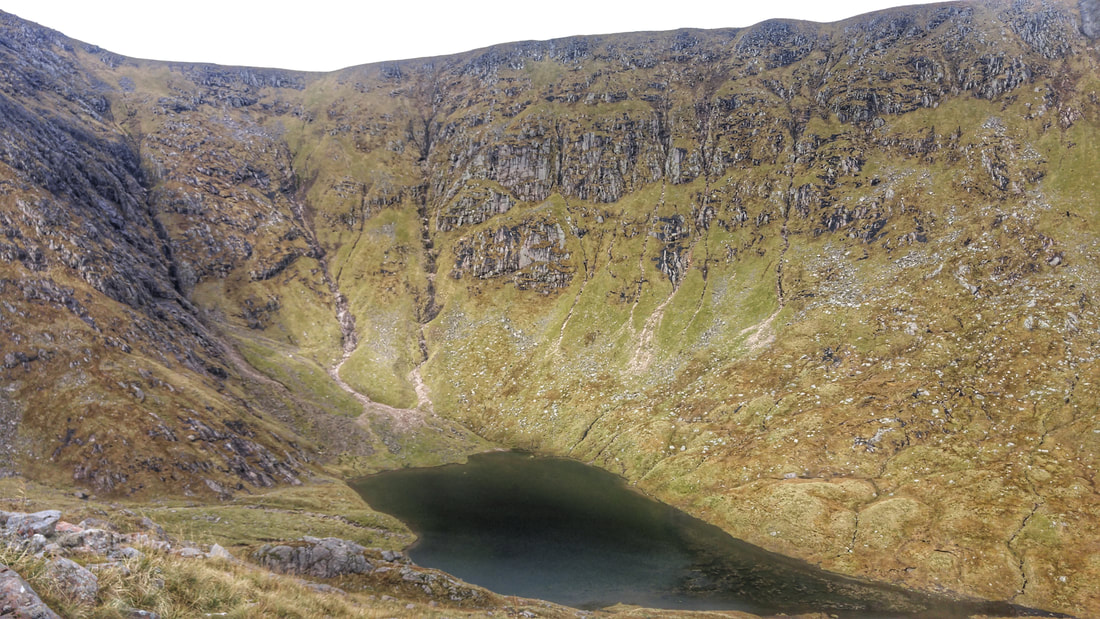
[253,536,372,579]
[0,562,61,618]
[5,511,61,537]
[44,557,97,606]
[1083,0,1100,38]
[207,543,233,560]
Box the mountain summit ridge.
[1,1,1099,615]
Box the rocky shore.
[0,507,508,618]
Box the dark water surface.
[352,451,1063,617]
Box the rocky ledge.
[254,536,490,604]
[0,508,217,618]
[0,508,492,617]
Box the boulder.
[56,528,118,555]
[374,565,488,603]
[207,543,233,560]
[0,562,61,618]
[1083,0,1100,38]
[138,517,168,541]
[44,557,97,606]
[87,562,132,577]
[76,518,115,532]
[125,533,171,552]
[5,511,61,537]
[253,537,372,579]
[109,546,143,561]
[53,522,82,535]
[25,535,46,554]
[380,549,406,563]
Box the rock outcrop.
[0,562,59,619]
[1083,0,1100,37]
[253,536,489,604]
[42,558,97,607]
[0,509,185,618]
[451,217,573,292]
[254,536,373,579]
[4,511,60,538]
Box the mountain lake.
[352,451,1062,618]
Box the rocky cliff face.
[1,1,1099,616]
[0,12,337,498]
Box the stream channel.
[352,451,1064,617]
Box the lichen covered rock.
[0,562,60,619]
[43,557,97,606]
[253,537,373,579]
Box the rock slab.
[44,557,97,606]
[0,562,61,619]
[1083,0,1100,38]
[253,536,372,578]
[5,511,61,537]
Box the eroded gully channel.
[288,190,428,434]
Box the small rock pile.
[0,508,229,618]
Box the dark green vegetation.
[0,0,1099,616]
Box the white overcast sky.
[1,0,948,72]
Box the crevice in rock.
[776,186,792,306]
[556,197,615,349]
[628,271,679,375]
[849,510,862,555]
[678,172,716,340]
[1007,501,1040,601]
[411,153,440,412]
[284,181,423,430]
[334,183,369,285]
[570,411,605,455]
[624,183,665,338]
